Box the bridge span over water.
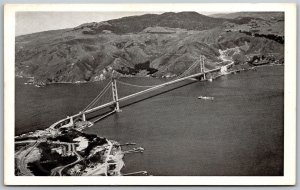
[50,55,233,129]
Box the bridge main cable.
[118,67,220,102]
[176,60,200,79]
[73,67,220,116]
[117,80,158,88]
[82,81,112,112]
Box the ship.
[198,96,214,100]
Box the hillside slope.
[73,12,227,35]
[15,12,284,85]
[210,12,284,20]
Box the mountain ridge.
[15,11,284,85]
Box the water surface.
[15,66,284,176]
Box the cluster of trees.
[239,30,284,44]
[116,61,158,76]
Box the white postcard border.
[4,3,296,185]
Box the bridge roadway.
[51,63,233,126]
[81,64,232,116]
[83,68,220,115]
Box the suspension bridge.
[49,55,233,129]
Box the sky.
[15,11,218,36]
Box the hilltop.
[210,11,284,20]
[73,12,227,34]
[15,12,284,85]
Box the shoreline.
[15,120,145,176]
[17,63,283,87]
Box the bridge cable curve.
[117,80,159,88]
[83,81,112,111]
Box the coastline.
[15,120,145,176]
[17,62,283,88]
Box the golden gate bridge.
[49,55,233,129]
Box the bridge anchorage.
[50,55,234,129]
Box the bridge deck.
[54,65,229,126]
[83,67,221,115]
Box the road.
[51,144,83,176]
[102,140,113,176]
[17,141,40,176]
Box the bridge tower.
[79,112,86,121]
[111,72,121,112]
[199,55,206,80]
[111,79,121,112]
[82,113,86,121]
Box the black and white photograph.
[4,3,296,185]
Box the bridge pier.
[221,65,228,74]
[67,116,74,126]
[78,112,86,121]
[82,113,86,121]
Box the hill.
[73,12,227,35]
[15,12,284,85]
[210,12,284,20]
[212,12,284,36]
